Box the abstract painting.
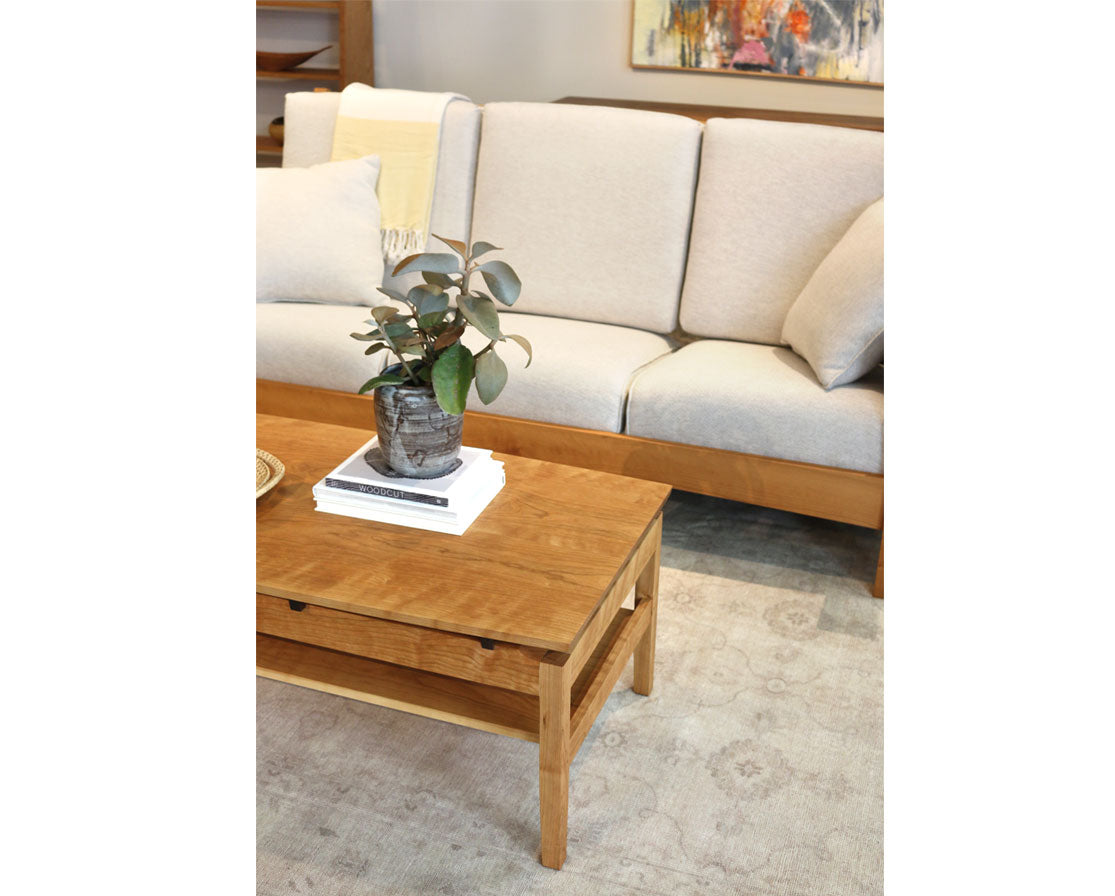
[631,0,883,85]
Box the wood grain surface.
[538,653,571,869]
[256,634,539,740]
[256,593,546,694]
[257,414,672,652]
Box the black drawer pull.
[479,638,495,650]
[288,600,307,612]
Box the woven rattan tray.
[256,449,285,499]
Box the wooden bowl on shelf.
[268,117,284,145]
[256,46,331,72]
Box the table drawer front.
[256,593,542,694]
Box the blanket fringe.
[383,228,427,266]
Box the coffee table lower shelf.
[256,601,644,742]
[256,600,652,869]
[257,633,540,740]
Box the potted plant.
[351,235,531,478]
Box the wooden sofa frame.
[258,379,884,597]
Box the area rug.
[257,494,883,895]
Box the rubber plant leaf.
[457,292,502,342]
[470,241,502,259]
[504,333,532,368]
[431,342,474,414]
[357,373,406,395]
[474,348,508,405]
[422,271,456,289]
[433,324,466,351]
[478,260,521,306]
[432,233,469,259]
[392,252,462,277]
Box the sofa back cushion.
[679,118,883,344]
[281,90,481,273]
[469,102,702,334]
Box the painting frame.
[629,0,884,88]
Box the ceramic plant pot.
[374,369,463,478]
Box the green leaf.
[432,233,469,259]
[504,333,532,368]
[407,283,441,306]
[415,289,450,317]
[431,343,474,414]
[371,305,404,324]
[383,321,416,340]
[470,240,502,259]
[350,331,381,342]
[418,311,447,329]
[457,292,502,341]
[364,343,389,356]
[474,348,508,405]
[391,252,462,277]
[357,373,406,395]
[433,324,465,350]
[478,260,521,305]
[422,271,456,289]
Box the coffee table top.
[257,414,671,652]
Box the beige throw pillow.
[782,198,883,389]
[256,155,384,305]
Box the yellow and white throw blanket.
[330,84,467,263]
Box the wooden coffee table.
[256,413,670,869]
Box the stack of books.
[312,435,505,535]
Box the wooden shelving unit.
[257,66,341,83]
[257,135,283,156]
[256,0,373,161]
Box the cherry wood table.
[256,414,670,869]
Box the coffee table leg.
[633,515,662,696]
[539,654,571,869]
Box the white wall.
[372,0,883,117]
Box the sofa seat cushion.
[257,303,387,392]
[461,315,674,433]
[626,340,883,473]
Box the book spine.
[323,478,449,507]
[314,488,461,521]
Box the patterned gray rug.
[257,492,883,895]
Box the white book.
[314,465,505,535]
[311,462,504,524]
[323,435,497,510]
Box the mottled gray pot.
[374,373,463,478]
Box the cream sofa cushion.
[256,155,383,305]
[256,303,387,391]
[461,315,674,433]
[679,119,883,345]
[469,102,702,334]
[783,198,883,389]
[626,340,883,473]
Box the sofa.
[257,92,885,596]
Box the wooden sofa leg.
[871,533,884,599]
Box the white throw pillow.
[256,155,384,305]
[782,198,883,389]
